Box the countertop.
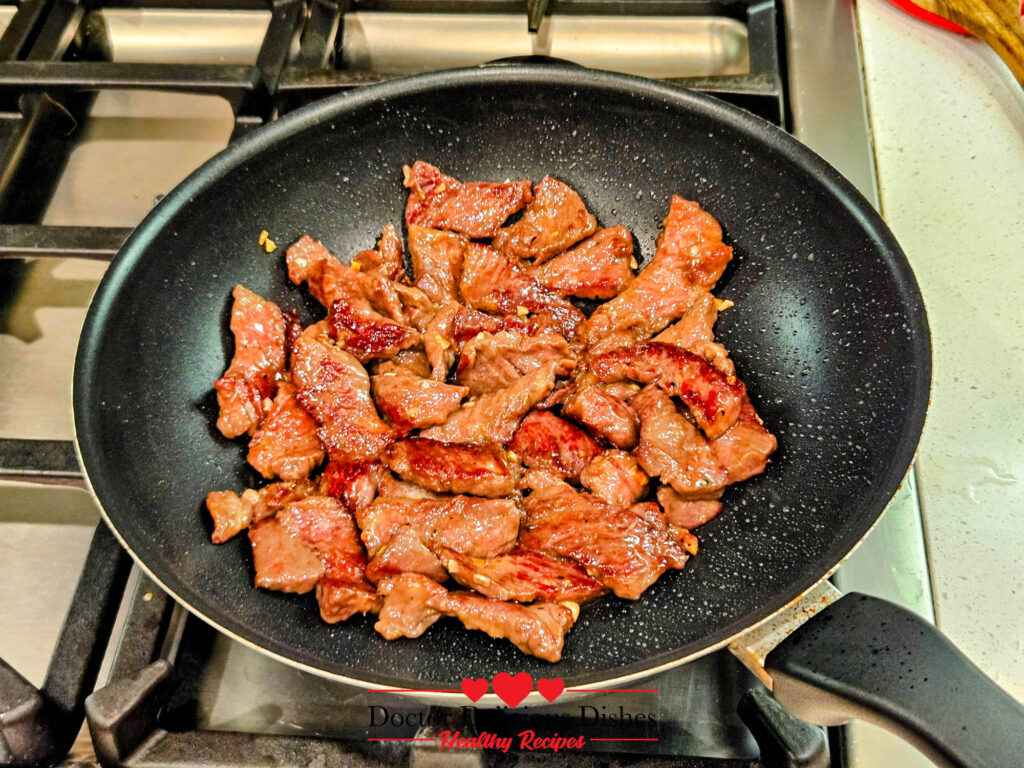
[857,0,1024,698]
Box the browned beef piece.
[408,225,467,304]
[383,438,522,498]
[207,477,323,544]
[365,525,449,584]
[437,547,605,604]
[248,517,324,593]
[286,235,404,320]
[581,196,732,350]
[520,480,690,600]
[376,349,432,378]
[206,490,254,544]
[375,573,576,662]
[632,386,728,497]
[403,161,533,238]
[492,176,597,264]
[521,468,568,493]
[357,482,520,559]
[455,330,576,396]
[580,450,649,507]
[420,362,558,445]
[451,306,563,348]
[214,285,288,438]
[507,410,601,481]
[531,226,634,299]
[277,497,380,621]
[371,368,468,433]
[291,322,394,462]
[328,300,420,363]
[630,500,699,556]
[458,243,584,338]
[353,223,406,282]
[561,383,640,450]
[423,300,460,381]
[393,282,436,332]
[592,342,744,439]
[247,382,325,481]
[322,460,387,514]
[709,398,777,482]
[653,290,735,376]
[657,486,724,530]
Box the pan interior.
[74,67,930,690]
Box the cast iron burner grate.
[0,1,825,764]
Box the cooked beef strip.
[376,349,432,378]
[530,226,634,299]
[214,285,288,438]
[491,176,597,264]
[653,290,735,376]
[357,485,520,560]
[630,500,699,556]
[422,300,460,381]
[451,306,563,348]
[393,282,436,332]
[249,517,324,593]
[322,460,387,514]
[520,480,689,600]
[383,438,522,497]
[632,385,728,497]
[408,225,467,304]
[274,496,380,621]
[247,381,325,481]
[437,547,606,604]
[371,368,468,433]
[592,342,744,439]
[291,322,394,462]
[507,410,602,481]
[420,361,558,445]
[354,223,406,282]
[709,397,777,482]
[657,486,724,530]
[580,450,649,507]
[458,243,584,339]
[580,196,732,350]
[286,235,404,320]
[365,525,449,584]
[403,161,533,238]
[521,468,568,493]
[328,299,420,362]
[375,573,576,662]
[561,383,640,450]
[205,490,254,544]
[455,330,576,396]
[250,479,321,522]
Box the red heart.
[460,677,488,703]
[492,672,533,708]
[536,677,565,703]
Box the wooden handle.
[915,0,1024,83]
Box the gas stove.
[0,2,933,766]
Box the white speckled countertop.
[857,0,1024,698]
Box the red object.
[886,0,1023,35]
[491,671,533,708]
[536,677,566,702]
[460,677,488,702]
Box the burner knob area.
[738,687,831,768]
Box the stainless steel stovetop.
[0,2,935,766]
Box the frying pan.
[72,64,1024,766]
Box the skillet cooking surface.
[74,67,929,689]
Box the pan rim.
[73,64,932,693]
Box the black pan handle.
[482,55,583,69]
[765,592,1024,768]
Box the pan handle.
[481,55,584,69]
[734,587,1024,768]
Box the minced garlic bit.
[561,601,581,621]
[263,238,276,253]
[715,298,734,311]
[350,260,362,271]
[257,229,269,246]
[629,256,638,270]
[417,379,432,389]
[507,450,520,463]
[516,305,529,316]
[473,573,493,585]
[435,335,451,350]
